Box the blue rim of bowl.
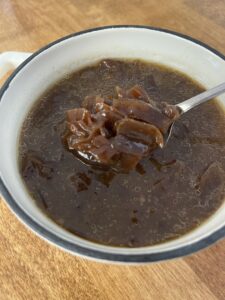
[0,25,225,263]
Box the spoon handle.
[177,82,225,114]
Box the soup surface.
[19,59,225,247]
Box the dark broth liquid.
[19,59,225,247]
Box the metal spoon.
[165,82,225,144]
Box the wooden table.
[0,1,225,299]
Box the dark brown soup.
[19,59,225,247]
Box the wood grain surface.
[0,1,225,299]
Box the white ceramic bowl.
[0,26,225,263]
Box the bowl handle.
[0,51,32,84]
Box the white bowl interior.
[0,27,225,255]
